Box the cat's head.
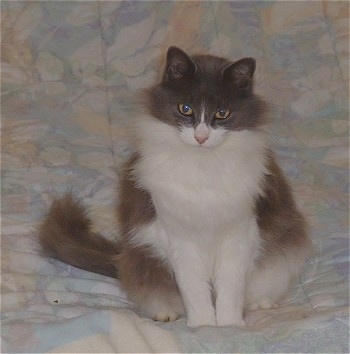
[145,46,267,149]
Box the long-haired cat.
[39,46,312,327]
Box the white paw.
[216,314,246,328]
[247,297,279,311]
[186,310,216,327]
[139,295,184,322]
[153,310,181,322]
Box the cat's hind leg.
[116,244,185,322]
[245,250,308,311]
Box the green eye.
[215,110,230,119]
[178,104,193,116]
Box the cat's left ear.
[163,46,196,82]
[223,58,256,95]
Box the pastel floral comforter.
[2,1,349,352]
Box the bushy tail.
[38,194,120,278]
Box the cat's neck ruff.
[132,115,269,217]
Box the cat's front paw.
[186,311,216,328]
[216,317,246,328]
[216,310,246,328]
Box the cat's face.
[146,47,267,149]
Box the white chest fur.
[132,116,267,252]
[134,118,267,223]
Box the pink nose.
[195,135,209,144]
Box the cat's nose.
[195,135,209,144]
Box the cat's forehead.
[192,55,232,76]
[184,55,233,105]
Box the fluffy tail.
[38,194,120,278]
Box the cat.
[39,46,312,328]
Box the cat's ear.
[223,58,256,95]
[164,46,196,82]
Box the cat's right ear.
[163,46,196,82]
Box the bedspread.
[1,1,349,353]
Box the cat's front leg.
[170,241,216,327]
[214,217,260,327]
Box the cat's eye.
[178,104,193,116]
[215,110,230,119]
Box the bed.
[2,1,349,352]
